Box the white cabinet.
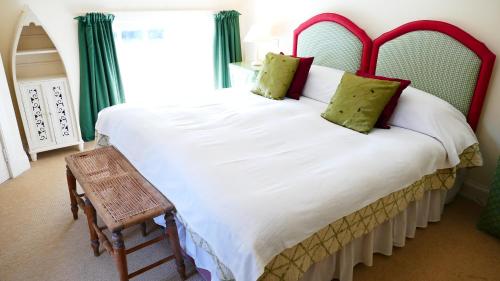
[228,62,261,87]
[12,7,83,161]
[18,78,82,161]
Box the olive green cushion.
[478,157,500,239]
[252,52,300,100]
[321,72,400,133]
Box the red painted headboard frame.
[369,20,496,130]
[293,13,372,72]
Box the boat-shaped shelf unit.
[11,7,83,161]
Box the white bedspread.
[95,87,475,281]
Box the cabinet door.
[43,79,76,144]
[19,83,56,148]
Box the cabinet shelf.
[18,75,66,83]
[16,60,61,66]
[16,48,58,56]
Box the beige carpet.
[1,143,499,281]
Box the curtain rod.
[75,9,242,17]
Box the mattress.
[95,87,480,281]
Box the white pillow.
[301,65,344,103]
[389,86,479,167]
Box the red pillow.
[280,52,314,99]
[356,71,411,129]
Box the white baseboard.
[460,179,490,206]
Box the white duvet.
[96,86,478,281]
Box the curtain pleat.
[76,13,125,141]
[214,10,242,88]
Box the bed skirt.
[300,189,446,281]
[175,189,446,281]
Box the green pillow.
[477,157,500,238]
[321,72,400,133]
[252,52,300,100]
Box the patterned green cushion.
[478,157,500,238]
[375,31,481,116]
[297,22,362,72]
[252,53,299,100]
[321,73,400,133]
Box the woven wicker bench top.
[65,146,173,232]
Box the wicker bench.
[65,146,186,281]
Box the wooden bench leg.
[84,198,100,256]
[66,166,78,220]
[140,222,147,237]
[112,231,129,281]
[165,212,186,280]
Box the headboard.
[293,13,371,72]
[369,20,496,130]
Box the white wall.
[245,0,500,193]
[0,0,249,141]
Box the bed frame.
[293,13,495,131]
[96,13,496,281]
[259,12,496,281]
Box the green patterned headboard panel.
[374,31,481,116]
[296,21,363,72]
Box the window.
[121,30,143,41]
[113,11,214,105]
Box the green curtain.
[76,13,125,141]
[214,10,242,88]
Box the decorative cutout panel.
[27,87,49,142]
[50,84,70,137]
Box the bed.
[94,13,495,281]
